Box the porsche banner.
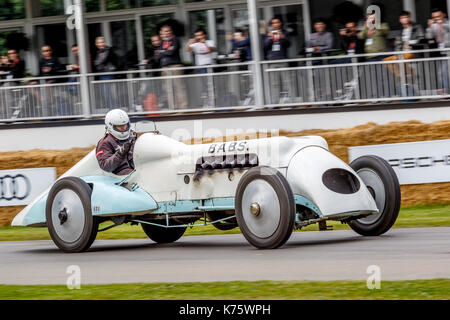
[0,168,56,207]
[348,139,450,185]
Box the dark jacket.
[39,56,64,79]
[158,37,182,67]
[147,48,162,70]
[0,59,25,79]
[94,46,119,73]
[263,29,291,60]
[340,34,365,55]
[96,133,136,176]
[230,37,252,61]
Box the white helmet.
[105,109,131,140]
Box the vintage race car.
[12,128,401,253]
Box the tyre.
[349,155,401,236]
[141,221,187,243]
[235,166,296,249]
[46,177,98,253]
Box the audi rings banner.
[349,139,450,185]
[0,168,56,206]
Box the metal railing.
[87,62,254,116]
[1,48,450,122]
[0,74,83,122]
[261,48,450,107]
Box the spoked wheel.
[235,166,296,249]
[349,155,401,236]
[46,177,98,253]
[141,221,187,243]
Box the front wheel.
[235,166,296,249]
[46,177,98,253]
[349,155,401,236]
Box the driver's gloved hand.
[118,142,132,157]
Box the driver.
[96,109,136,175]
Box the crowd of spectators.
[1,7,450,116]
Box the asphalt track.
[0,227,449,285]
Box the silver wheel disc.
[241,179,281,238]
[357,168,386,225]
[51,189,86,243]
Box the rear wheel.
[46,177,98,253]
[235,166,296,249]
[141,221,187,243]
[349,155,401,236]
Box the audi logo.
[0,174,31,201]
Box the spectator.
[0,49,25,82]
[264,17,291,60]
[142,35,162,70]
[67,44,80,100]
[0,49,26,118]
[186,28,216,107]
[94,36,119,109]
[227,29,252,62]
[37,45,70,115]
[263,17,293,104]
[330,21,365,65]
[39,45,64,82]
[306,18,334,54]
[94,37,119,78]
[138,35,164,112]
[357,14,390,99]
[159,25,183,68]
[159,24,187,110]
[383,11,424,78]
[395,11,425,51]
[358,13,390,60]
[340,21,365,56]
[186,28,216,73]
[0,55,9,80]
[426,8,450,49]
[426,8,450,94]
[67,44,80,74]
[305,18,334,101]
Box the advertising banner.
[0,168,56,206]
[349,139,450,185]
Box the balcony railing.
[1,48,450,122]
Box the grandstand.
[0,0,450,124]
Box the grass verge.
[1,203,449,241]
[0,279,448,300]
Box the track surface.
[0,228,449,285]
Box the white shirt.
[189,40,215,66]
[402,26,412,44]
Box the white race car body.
[12,133,378,227]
